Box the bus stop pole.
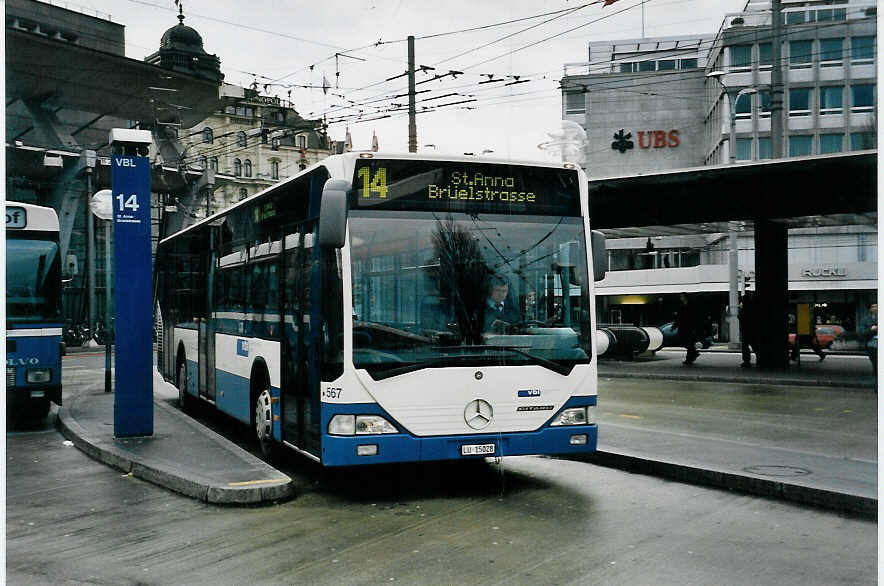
[105,218,112,392]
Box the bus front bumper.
[6,384,62,407]
[320,423,597,467]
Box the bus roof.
[5,201,60,232]
[159,152,581,245]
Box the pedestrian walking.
[738,290,757,367]
[859,302,877,375]
[673,293,700,365]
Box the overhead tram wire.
[305,1,651,121]
[315,22,871,127]
[269,3,600,86]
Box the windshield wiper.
[491,345,571,376]
[369,353,497,380]
[434,344,571,376]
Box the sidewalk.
[56,370,294,505]
[598,347,877,389]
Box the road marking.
[619,414,642,420]
[227,478,284,487]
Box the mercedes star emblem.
[464,399,493,430]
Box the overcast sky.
[78,0,747,159]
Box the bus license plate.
[461,443,495,456]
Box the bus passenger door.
[200,249,217,401]
[282,222,323,457]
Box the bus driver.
[484,276,522,333]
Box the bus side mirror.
[318,179,349,248]
[591,230,606,281]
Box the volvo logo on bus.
[464,399,493,430]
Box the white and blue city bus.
[6,202,64,420]
[156,152,606,465]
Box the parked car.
[659,322,714,349]
[788,324,845,349]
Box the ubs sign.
[612,129,680,153]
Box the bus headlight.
[355,415,397,435]
[328,415,355,435]
[329,414,398,435]
[26,368,51,384]
[550,407,588,426]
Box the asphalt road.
[4,353,878,585]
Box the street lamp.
[706,70,757,164]
[706,71,758,349]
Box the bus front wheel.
[253,387,275,459]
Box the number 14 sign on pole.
[110,154,153,437]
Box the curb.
[598,371,876,390]
[573,450,876,519]
[56,394,294,505]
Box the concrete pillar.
[754,220,789,368]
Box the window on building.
[789,88,811,116]
[785,10,806,25]
[275,111,285,122]
[819,38,843,66]
[819,86,843,115]
[734,92,753,119]
[758,43,772,69]
[678,58,697,69]
[564,91,585,115]
[789,135,813,157]
[819,134,843,154]
[233,158,242,176]
[850,132,876,151]
[730,45,752,70]
[237,131,247,147]
[202,127,213,144]
[658,59,676,70]
[239,188,248,201]
[789,88,813,116]
[759,90,771,118]
[271,137,280,150]
[735,138,752,161]
[758,137,772,159]
[851,36,875,63]
[199,156,207,169]
[619,62,637,73]
[210,157,218,171]
[244,159,252,177]
[271,160,279,180]
[789,40,812,68]
[638,60,656,72]
[297,135,307,149]
[850,84,875,112]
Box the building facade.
[561,0,877,345]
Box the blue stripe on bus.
[213,368,281,430]
[320,396,598,467]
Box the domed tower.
[144,4,223,83]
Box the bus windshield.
[6,237,62,323]
[350,211,592,379]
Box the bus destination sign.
[6,207,27,229]
[351,159,580,217]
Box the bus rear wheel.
[253,387,275,459]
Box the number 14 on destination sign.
[357,167,388,199]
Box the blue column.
[111,155,153,437]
